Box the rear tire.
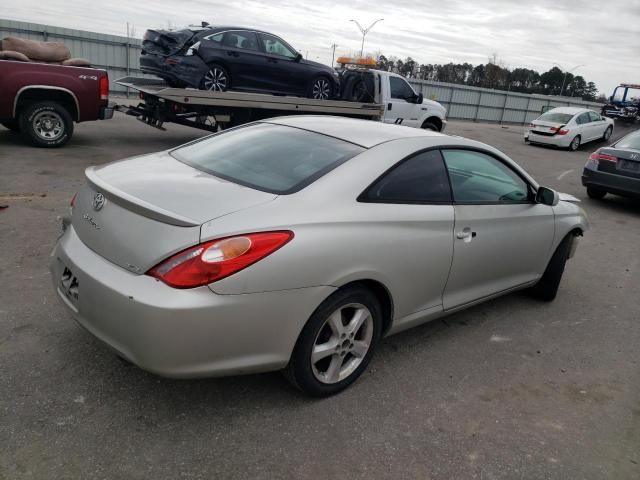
[19,101,73,148]
[586,187,607,199]
[200,64,230,91]
[285,286,382,397]
[1,120,20,132]
[308,76,334,100]
[530,235,573,302]
[568,135,581,151]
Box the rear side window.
[361,150,452,203]
[223,31,260,51]
[576,112,591,125]
[442,149,530,203]
[171,123,364,194]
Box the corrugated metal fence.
[408,79,601,125]
[1,18,601,122]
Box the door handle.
[227,51,239,57]
[387,103,392,111]
[267,58,278,63]
[456,228,477,242]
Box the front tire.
[19,101,73,148]
[422,121,439,132]
[286,286,382,396]
[1,120,20,132]
[568,135,581,151]
[586,187,607,199]
[530,235,573,301]
[200,64,230,92]
[602,126,613,142]
[308,76,334,100]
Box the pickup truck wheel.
[19,102,73,148]
[201,64,230,91]
[421,122,439,132]
[1,120,20,132]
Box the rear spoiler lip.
[85,166,199,227]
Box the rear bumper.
[99,106,114,120]
[582,167,640,197]
[50,226,335,378]
[524,130,572,148]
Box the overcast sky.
[3,0,640,94]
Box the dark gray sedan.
[582,129,640,199]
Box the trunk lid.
[530,120,565,136]
[598,147,640,178]
[72,152,277,273]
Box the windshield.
[537,112,574,124]
[613,87,640,103]
[615,131,640,150]
[171,123,365,194]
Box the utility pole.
[331,43,338,68]
[349,19,384,57]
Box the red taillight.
[529,123,536,128]
[147,231,294,289]
[557,129,569,135]
[589,152,618,163]
[99,76,109,101]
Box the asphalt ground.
[1,115,639,479]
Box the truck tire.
[421,121,439,132]
[1,120,20,132]
[19,101,73,148]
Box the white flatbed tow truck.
[114,68,446,133]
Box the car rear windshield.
[537,112,574,124]
[615,132,640,150]
[171,123,365,194]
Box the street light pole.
[331,43,338,68]
[349,19,384,57]
[555,63,585,96]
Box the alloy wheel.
[570,136,581,151]
[311,303,373,384]
[312,79,331,100]
[604,127,612,141]
[203,68,228,91]
[32,111,64,141]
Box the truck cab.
[602,83,640,123]
[377,70,446,131]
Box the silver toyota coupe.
[50,116,588,396]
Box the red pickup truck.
[0,59,113,147]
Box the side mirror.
[295,53,303,62]
[536,186,559,206]
[416,93,423,104]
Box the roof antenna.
[201,21,210,28]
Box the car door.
[441,149,555,310]
[256,32,306,95]
[218,30,267,91]
[588,111,607,139]
[359,149,454,319]
[383,76,420,127]
[574,112,593,140]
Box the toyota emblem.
[93,193,106,211]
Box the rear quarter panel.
[0,60,107,121]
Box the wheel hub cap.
[311,303,373,384]
[312,79,330,100]
[203,68,227,91]
[33,111,64,140]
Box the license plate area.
[59,266,80,305]
[618,160,640,173]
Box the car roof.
[203,26,281,36]
[264,116,442,148]
[546,107,592,115]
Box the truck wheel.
[19,102,73,148]
[1,120,20,132]
[421,122,439,132]
[308,76,334,100]
[200,64,230,91]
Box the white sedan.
[525,107,614,151]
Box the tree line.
[376,55,600,102]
